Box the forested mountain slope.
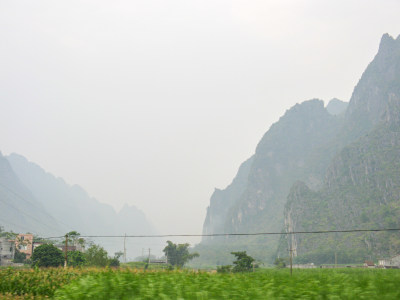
[196,33,400,266]
[281,34,400,263]
[196,99,346,265]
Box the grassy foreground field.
[1,267,400,299]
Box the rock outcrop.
[197,33,400,265]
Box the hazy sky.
[0,0,399,243]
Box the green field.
[1,267,400,299]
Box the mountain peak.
[378,33,398,54]
[345,33,400,132]
[326,98,348,116]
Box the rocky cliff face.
[227,99,342,235]
[344,34,400,139]
[202,156,253,241]
[283,122,400,263]
[198,33,400,266]
[197,99,344,264]
[282,34,400,263]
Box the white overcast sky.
[0,0,399,242]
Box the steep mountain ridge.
[196,99,345,265]
[344,33,400,141]
[202,156,253,241]
[0,152,64,236]
[2,153,157,258]
[326,98,348,116]
[281,34,400,263]
[196,33,400,266]
[283,107,400,263]
[7,153,155,233]
[228,99,342,234]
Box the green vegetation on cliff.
[200,33,400,266]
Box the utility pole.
[64,234,68,268]
[334,231,338,268]
[148,248,151,265]
[288,231,294,276]
[123,233,127,263]
[335,251,337,268]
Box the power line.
[0,183,72,231]
[41,228,400,240]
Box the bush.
[68,250,86,267]
[231,251,255,272]
[13,249,27,263]
[31,244,64,267]
[85,244,109,267]
[216,265,232,273]
[274,257,286,269]
[108,258,120,267]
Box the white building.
[378,255,400,268]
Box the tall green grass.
[1,267,399,299]
[54,269,400,299]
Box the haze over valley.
[1,1,400,265]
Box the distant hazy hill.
[2,153,157,259]
[195,33,400,266]
[0,152,64,236]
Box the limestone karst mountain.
[281,33,400,264]
[196,33,400,266]
[1,153,157,259]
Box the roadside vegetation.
[1,267,400,299]
[2,234,399,299]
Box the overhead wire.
[41,228,400,240]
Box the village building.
[378,255,400,268]
[57,245,77,252]
[33,242,44,251]
[15,234,34,260]
[363,260,375,268]
[290,263,316,269]
[0,237,16,266]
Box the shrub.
[31,244,64,267]
[231,251,255,272]
[216,265,232,273]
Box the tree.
[216,265,232,273]
[108,258,120,267]
[67,231,85,250]
[85,244,109,267]
[163,241,199,268]
[13,248,27,263]
[231,251,254,272]
[68,250,86,267]
[31,244,64,267]
[114,251,123,260]
[0,226,17,239]
[274,257,286,269]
